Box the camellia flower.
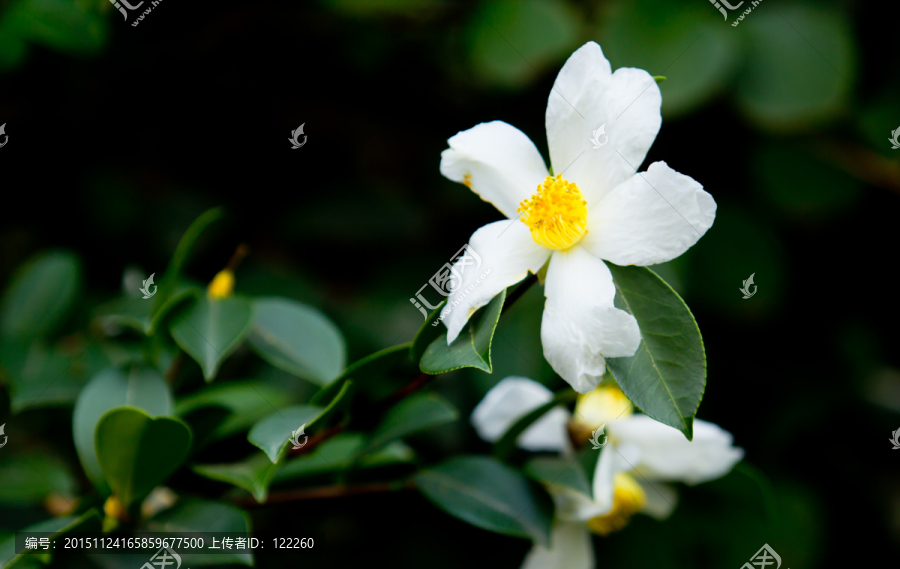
[470,377,743,569]
[439,42,716,393]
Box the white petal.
[443,220,550,343]
[440,121,550,219]
[470,376,572,452]
[607,415,744,485]
[548,485,608,522]
[521,522,595,569]
[541,247,640,393]
[546,42,661,204]
[636,480,678,520]
[581,161,716,266]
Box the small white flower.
[440,41,716,393]
[471,377,743,569]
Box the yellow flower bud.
[208,270,235,298]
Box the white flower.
[439,41,716,394]
[471,377,743,569]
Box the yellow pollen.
[574,384,633,431]
[518,174,588,250]
[208,270,235,298]
[463,173,473,188]
[586,472,646,536]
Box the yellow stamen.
[586,472,646,536]
[104,495,125,519]
[463,173,473,188]
[574,384,633,431]
[208,270,235,298]
[518,174,588,250]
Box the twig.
[814,140,900,194]
[235,481,412,507]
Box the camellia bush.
[1,43,749,569]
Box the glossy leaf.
[414,456,552,546]
[247,404,324,463]
[606,265,705,440]
[95,407,192,507]
[193,453,278,504]
[524,456,591,497]
[170,295,252,381]
[419,290,506,374]
[409,300,445,364]
[175,380,295,442]
[311,343,410,405]
[247,297,346,385]
[0,451,77,506]
[0,251,80,340]
[493,389,577,461]
[274,435,414,483]
[72,367,172,491]
[145,499,253,566]
[358,392,458,458]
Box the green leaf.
[358,393,458,458]
[0,510,100,569]
[170,295,252,381]
[1,0,108,56]
[311,342,410,405]
[304,379,354,432]
[246,297,346,385]
[414,456,552,546]
[95,407,193,508]
[467,0,580,88]
[150,207,224,328]
[193,453,278,504]
[524,456,591,497]
[735,5,855,132]
[493,389,577,461]
[419,290,506,374]
[145,499,253,567]
[175,380,295,443]
[274,434,414,483]
[0,451,77,506]
[73,367,172,491]
[409,301,446,364]
[247,404,324,463]
[0,251,80,340]
[606,265,705,440]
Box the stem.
[165,350,183,386]
[814,140,900,194]
[235,481,412,507]
[225,243,250,272]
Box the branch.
[235,481,412,507]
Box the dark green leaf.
[305,379,354,432]
[606,265,705,440]
[414,456,552,546]
[73,367,172,490]
[95,407,193,507]
[311,343,410,405]
[274,434,413,483]
[493,389,577,461]
[192,453,278,504]
[169,295,252,381]
[175,380,295,442]
[247,297,346,385]
[1,0,108,56]
[419,290,506,374]
[247,405,324,463]
[358,392,458,457]
[0,251,80,340]
[524,456,591,497]
[409,300,445,364]
[0,451,77,506]
[145,499,252,566]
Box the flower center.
[574,384,633,431]
[518,174,588,250]
[586,472,646,536]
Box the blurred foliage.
[1,0,899,567]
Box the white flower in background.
[471,377,743,569]
[440,41,716,394]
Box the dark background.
[1,0,899,566]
